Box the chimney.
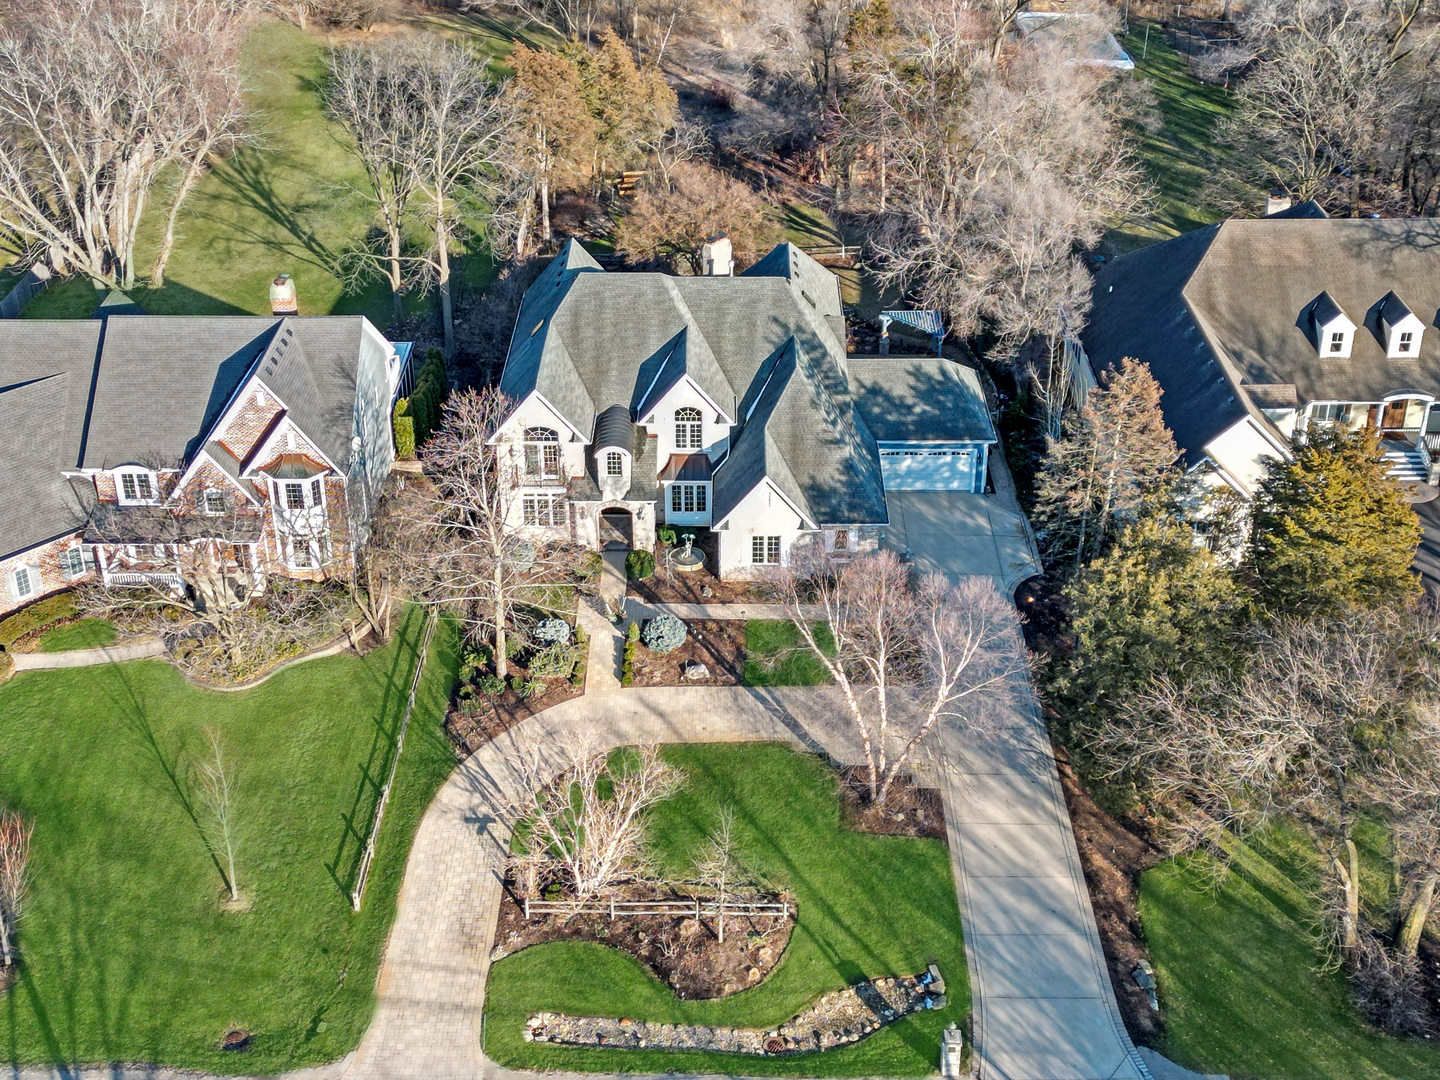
[1265,189,1292,216]
[878,315,892,355]
[269,273,298,315]
[700,236,734,276]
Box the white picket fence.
[523,896,790,920]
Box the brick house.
[0,309,409,618]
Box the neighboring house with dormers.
[494,241,996,577]
[1080,202,1440,495]
[0,306,407,617]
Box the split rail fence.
[523,896,791,920]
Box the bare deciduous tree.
[780,548,1027,805]
[0,0,251,289]
[506,737,684,905]
[614,161,778,272]
[389,387,581,679]
[0,810,32,968]
[194,727,243,903]
[692,805,751,943]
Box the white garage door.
[879,444,979,491]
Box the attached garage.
[878,442,986,491]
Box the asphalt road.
[1415,499,1440,598]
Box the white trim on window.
[751,535,781,565]
[522,494,565,527]
[523,427,562,479]
[60,545,93,581]
[115,468,158,505]
[674,407,703,450]
[668,482,709,514]
[203,488,226,515]
[605,451,623,477]
[8,564,38,601]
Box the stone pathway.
[8,638,164,670]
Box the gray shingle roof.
[1380,290,1415,326]
[848,358,995,443]
[0,374,84,558]
[504,242,890,527]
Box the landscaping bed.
[628,619,743,686]
[484,742,967,1078]
[837,769,946,841]
[447,675,584,757]
[491,885,794,1000]
[627,533,774,605]
[446,623,586,757]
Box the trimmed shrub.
[477,673,505,696]
[570,659,587,687]
[626,620,641,642]
[577,551,603,581]
[528,643,580,680]
[573,622,589,648]
[642,613,687,653]
[532,618,572,646]
[626,549,656,580]
[621,638,637,685]
[0,591,79,648]
[393,399,416,459]
[408,347,449,446]
[657,525,678,546]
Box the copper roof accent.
[660,453,714,483]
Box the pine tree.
[1033,358,1179,573]
[1046,514,1243,735]
[1244,428,1421,616]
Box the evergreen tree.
[1033,358,1179,573]
[1244,428,1421,616]
[1046,514,1244,736]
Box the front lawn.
[484,742,966,1076]
[743,620,835,687]
[1141,822,1440,1079]
[0,606,458,1073]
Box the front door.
[1383,399,1409,430]
[599,509,632,551]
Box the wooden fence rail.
[523,896,791,919]
[351,611,437,911]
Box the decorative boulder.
[642,613,687,653]
[532,618,572,646]
[683,661,709,681]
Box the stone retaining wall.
[524,970,948,1056]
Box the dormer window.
[115,468,158,505]
[1308,291,1355,359]
[606,451,623,476]
[1379,291,1425,359]
[523,427,560,479]
[675,407,702,450]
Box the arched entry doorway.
[599,508,633,550]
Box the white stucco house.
[492,241,997,578]
[1078,202,1440,496]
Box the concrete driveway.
[882,490,1041,592]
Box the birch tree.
[194,727,243,904]
[693,806,750,943]
[0,810,32,968]
[1033,358,1178,574]
[391,387,581,679]
[780,549,1027,805]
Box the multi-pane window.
[752,535,781,565]
[1400,331,1415,353]
[1311,402,1348,425]
[284,481,306,510]
[833,529,849,551]
[606,451,623,476]
[669,483,708,514]
[1329,331,1346,353]
[291,540,315,569]
[203,489,226,515]
[118,470,155,503]
[523,494,565,527]
[310,477,324,506]
[675,407,702,450]
[10,565,35,599]
[60,546,91,580]
[524,427,561,479]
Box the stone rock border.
[524,969,948,1056]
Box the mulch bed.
[630,620,744,686]
[837,768,948,841]
[446,660,584,759]
[628,536,775,606]
[1053,746,1164,1045]
[491,885,795,1000]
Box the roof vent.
[1379,291,1425,359]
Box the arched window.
[675,407,702,450]
[523,427,560,479]
[606,451,624,476]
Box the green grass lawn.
[1109,23,1240,252]
[24,15,515,324]
[484,742,966,1076]
[36,619,116,653]
[1140,821,1440,1079]
[0,606,459,1073]
[743,620,835,687]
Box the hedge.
[0,591,79,648]
[393,400,416,459]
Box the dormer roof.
[1309,290,1353,331]
[1380,290,1416,327]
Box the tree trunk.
[436,214,455,359]
[152,153,209,288]
[541,175,552,242]
[388,228,405,328]
[493,562,508,680]
[515,193,534,259]
[1399,871,1439,956]
[0,914,11,967]
[1336,838,1361,954]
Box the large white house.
[1079,202,1440,495]
[493,241,997,577]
